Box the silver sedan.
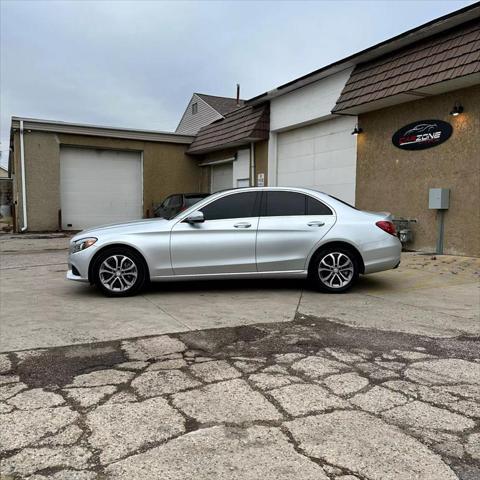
[67,187,401,297]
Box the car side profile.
[67,187,401,297]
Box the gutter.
[250,142,255,186]
[19,120,27,232]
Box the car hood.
[71,218,171,241]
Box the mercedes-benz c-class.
[67,187,401,297]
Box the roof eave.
[10,117,195,144]
[187,136,267,156]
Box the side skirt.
[150,270,308,282]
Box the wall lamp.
[450,102,464,116]
[351,125,363,136]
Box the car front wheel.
[310,247,359,293]
[92,247,147,297]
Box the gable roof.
[195,93,245,115]
[333,18,480,113]
[187,104,269,154]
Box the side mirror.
[185,210,204,224]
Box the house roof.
[187,104,269,155]
[247,2,480,106]
[333,18,480,113]
[195,93,245,115]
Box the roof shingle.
[333,19,480,113]
[196,93,245,116]
[187,104,269,154]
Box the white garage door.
[276,116,357,205]
[211,163,233,193]
[60,147,142,230]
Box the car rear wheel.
[310,247,359,293]
[92,247,147,297]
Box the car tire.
[92,247,147,297]
[310,247,359,293]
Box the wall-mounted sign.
[257,173,265,187]
[392,120,452,150]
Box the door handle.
[234,222,252,228]
[307,221,325,227]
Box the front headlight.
[71,237,97,254]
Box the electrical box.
[429,188,450,210]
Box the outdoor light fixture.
[450,102,464,116]
[351,125,363,136]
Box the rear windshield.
[327,195,358,210]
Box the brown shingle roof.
[333,19,480,113]
[196,93,245,116]
[187,104,269,154]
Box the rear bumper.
[362,236,402,274]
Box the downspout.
[19,120,27,232]
[250,142,255,186]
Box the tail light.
[376,220,397,236]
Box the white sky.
[0,0,476,168]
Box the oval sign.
[392,119,452,150]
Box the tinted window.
[185,196,207,207]
[170,195,182,208]
[307,196,333,215]
[265,192,306,216]
[201,192,258,220]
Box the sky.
[0,0,477,168]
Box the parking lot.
[1,234,479,479]
[1,234,479,352]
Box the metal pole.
[436,209,445,255]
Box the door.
[256,191,336,272]
[211,163,233,192]
[60,147,142,230]
[171,191,260,275]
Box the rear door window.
[307,196,333,215]
[263,191,306,216]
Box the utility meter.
[429,188,450,210]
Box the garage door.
[60,147,142,230]
[211,163,233,192]
[276,116,357,204]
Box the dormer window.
[192,103,198,114]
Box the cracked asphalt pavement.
[1,235,479,479]
[1,317,480,480]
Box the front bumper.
[67,269,89,282]
[66,244,98,283]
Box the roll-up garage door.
[276,116,357,204]
[60,147,142,230]
[211,163,233,193]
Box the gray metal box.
[429,188,450,209]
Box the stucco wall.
[356,85,480,257]
[13,131,201,231]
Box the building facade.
[9,119,197,231]
[8,4,480,257]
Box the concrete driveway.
[1,235,479,352]
[1,235,479,479]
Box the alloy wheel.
[318,252,354,289]
[99,255,138,292]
